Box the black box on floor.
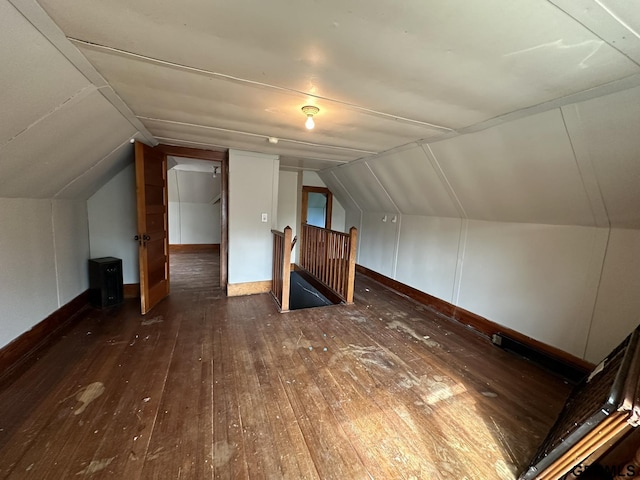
[89,257,123,308]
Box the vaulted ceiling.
[2,0,640,205]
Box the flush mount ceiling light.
[301,105,319,130]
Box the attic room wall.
[277,170,299,262]
[167,169,221,245]
[87,164,139,284]
[228,150,279,286]
[324,85,640,363]
[0,198,89,349]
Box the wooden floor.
[0,252,571,479]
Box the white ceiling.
[168,168,221,205]
[7,0,639,174]
[2,0,640,221]
[168,156,220,173]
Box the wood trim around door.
[301,186,332,230]
[158,144,229,291]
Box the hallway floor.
[0,252,571,479]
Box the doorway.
[162,145,228,290]
[135,143,228,314]
[301,186,332,229]
[167,157,222,290]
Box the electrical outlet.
[261,213,268,223]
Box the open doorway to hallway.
[167,156,222,289]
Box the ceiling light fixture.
[302,105,319,130]
[212,166,218,178]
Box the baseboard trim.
[123,283,140,299]
[227,280,272,297]
[169,244,220,253]
[356,264,594,376]
[0,290,90,381]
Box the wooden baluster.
[345,227,357,304]
[322,230,328,285]
[330,233,336,294]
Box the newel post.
[345,227,358,304]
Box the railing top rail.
[271,226,292,238]
[302,223,352,237]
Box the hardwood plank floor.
[0,252,571,479]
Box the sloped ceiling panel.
[169,170,220,204]
[318,171,360,213]
[568,86,640,228]
[55,141,134,200]
[39,0,639,131]
[332,162,397,213]
[0,90,136,198]
[429,109,596,226]
[367,145,460,218]
[0,0,90,147]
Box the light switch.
[261,213,268,223]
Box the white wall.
[52,199,91,305]
[457,221,607,358]
[356,214,613,360]
[169,202,220,244]
[587,229,640,362]
[395,215,462,302]
[277,170,299,261]
[0,198,90,349]
[167,169,221,245]
[87,164,139,284]
[228,150,279,285]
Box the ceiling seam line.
[68,37,453,132]
[0,85,95,151]
[141,117,376,154]
[331,173,363,217]
[364,163,400,214]
[155,137,348,164]
[545,0,640,68]
[420,144,467,219]
[559,105,611,229]
[592,0,640,40]
[54,138,133,198]
[7,0,157,145]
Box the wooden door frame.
[158,144,229,290]
[301,186,332,230]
